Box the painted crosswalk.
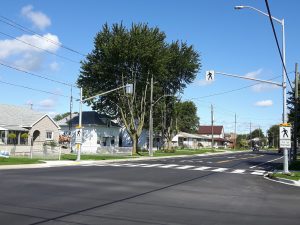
[81,162,267,176]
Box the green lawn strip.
[271,172,300,181]
[61,154,135,161]
[0,157,42,165]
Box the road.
[0,151,299,225]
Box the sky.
[0,0,299,135]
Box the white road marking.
[227,157,236,159]
[175,165,195,169]
[251,170,266,175]
[231,169,246,174]
[159,164,179,168]
[211,168,228,172]
[193,166,211,171]
[141,164,164,167]
[249,156,283,169]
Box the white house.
[172,132,211,149]
[57,111,120,154]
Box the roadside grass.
[270,172,300,181]
[0,157,42,165]
[61,154,135,161]
[270,155,300,181]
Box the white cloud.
[255,100,273,107]
[38,99,56,108]
[245,68,263,79]
[196,79,213,86]
[0,33,60,59]
[0,33,60,71]
[21,5,51,30]
[251,83,280,92]
[49,61,60,71]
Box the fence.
[96,146,132,155]
[0,145,69,160]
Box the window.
[46,131,53,140]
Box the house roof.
[0,104,46,129]
[57,111,120,127]
[198,126,224,135]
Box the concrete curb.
[264,173,300,187]
[0,150,252,170]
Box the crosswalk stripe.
[231,169,246,174]
[193,166,211,171]
[159,164,179,168]
[251,170,266,175]
[175,165,195,169]
[211,168,228,172]
[140,164,164,167]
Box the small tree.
[8,133,17,145]
[21,133,29,145]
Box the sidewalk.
[0,150,250,170]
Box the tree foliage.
[267,124,279,148]
[77,23,200,153]
[53,112,71,122]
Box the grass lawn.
[271,156,300,181]
[0,157,42,165]
[61,154,136,161]
[271,172,300,181]
[136,148,218,157]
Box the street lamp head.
[234,5,245,10]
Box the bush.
[43,141,58,147]
[21,133,29,139]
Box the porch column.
[4,130,8,144]
[18,132,21,145]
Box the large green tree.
[77,23,200,154]
[267,125,279,148]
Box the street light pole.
[149,76,154,157]
[234,5,289,174]
[76,84,133,161]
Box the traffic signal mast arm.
[82,84,132,102]
[214,71,283,87]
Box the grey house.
[0,104,60,146]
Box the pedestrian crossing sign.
[205,70,215,81]
[279,126,291,148]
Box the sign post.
[279,123,291,174]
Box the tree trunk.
[132,133,138,155]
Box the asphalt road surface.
[1,151,300,225]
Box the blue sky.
[0,0,299,135]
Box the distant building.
[197,125,228,148]
[0,104,60,146]
[57,111,120,153]
[172,132,211,149]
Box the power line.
[264,0,292,89]
[0,31,80,64]
[0,79,69,98]
[0,60,76,87]
[0,15,86,57]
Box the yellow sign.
[279,123,291,127]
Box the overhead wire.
[264,0,293,89]
[0,15,87,57]
[0,80,69,98]
[0,60,76,87]
[0,31,80,64]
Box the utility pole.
[250,122,252,149]
[149,75,154,156]
[76,87,83,161]
[234,113,237,150]
[69,86,73,152]
[211,104,214,149]
[293,63,299,161]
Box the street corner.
[264,172,300,187]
